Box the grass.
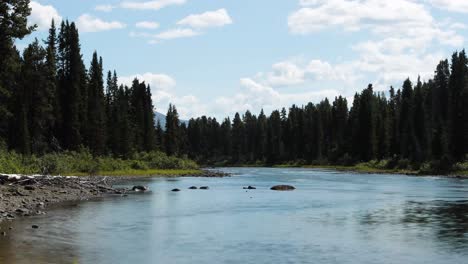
[275,162,468,176]
[0,149,200,177]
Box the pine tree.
[0,0,35,146]
[57,21,87,150]
[87,52,106,155]
[432,60,450,159]
[22,39,54,153]
[400,78,416,160]
[45,20,60,150]
[448,51,468,160]
[165,104,180,155]
[231,112,244,162]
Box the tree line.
[165,58,468,170]
[1,1,467,172]
[1,2,157,157]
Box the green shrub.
[0,149,199,176]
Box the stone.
[188,186,198,190]
[15,208,30,215]
[132,186,149,192]
[200,186,209,190]
[172,189,181,192]
[270,185,296,191]
[31,225,39,229]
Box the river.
[0,168,467,264]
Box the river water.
[0,168,467,264]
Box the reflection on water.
[359,200,468,252]
[0,168,467,264]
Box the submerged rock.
[132,186,149,192]
[270,185,295,191]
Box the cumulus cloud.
[95,4,115,12]
[119,73,207,118]
[177,9,233,29]
[29,1,62,30]
[119,73,176,91]
[213,78,340,118]
[76,14,126,33]
[154,28,201,40]
[283,0,464,96]
[120,0,186,10]
[136,21,160,29]
[429,0,468,13]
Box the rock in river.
[200,186,209,190]
[188,186,198,190]
[243,186,257,190]
[132,186,149,192]
[270,185,296,191]
[172,189,181,192]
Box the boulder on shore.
[270,185,295,191]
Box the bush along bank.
[0,149,200,176]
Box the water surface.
[1,168,467,264]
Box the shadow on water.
[359,200,468,251]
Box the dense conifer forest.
[0,1,467,174]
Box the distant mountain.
[154,111,188,129]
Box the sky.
[20,0,468,119]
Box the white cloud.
[429,0,468,13]
[289,0,430,33]
[136,21,160,29]
[120,0,186,10]
[265,62,305,86]
[119,72,206,118]
[177,9,233,29]
[287,0,463,48]
[95,5,115,12]
[213,78,340,117]
[29,1,62,30]
[155,28,201,40]
[76,14,126,33]
[283,0,464,95]
[120,73,176,91]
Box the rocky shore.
[0,169,228,224]
[0,174,128,224]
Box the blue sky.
[22,0,468,119]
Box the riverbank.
[64,168,229,177]
[273,164,468,177]
[0,174,125,225]
[213,161,468,177]
[0,169,228,226]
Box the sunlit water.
[1,168,468,264]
